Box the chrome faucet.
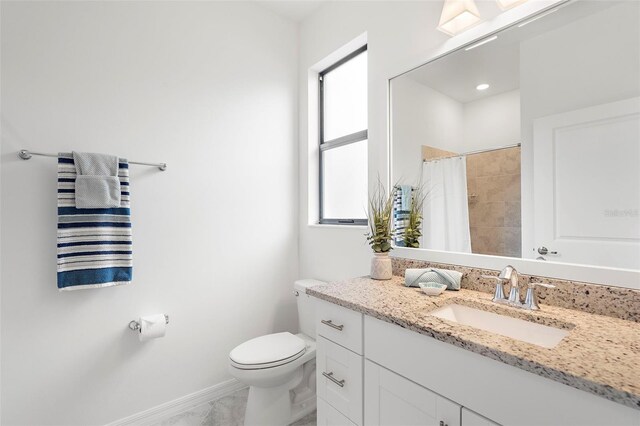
[499,265,522,307]
[483,266,556,310]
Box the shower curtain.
[422,156,472,253]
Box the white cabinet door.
[317,398,357,426]
[461,408,499,426]
[317,336,363,425]
[532,97,640,269]
[365,360,461,426]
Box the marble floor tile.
[291,410,317,426]
[156,402,212,426]
[201,388,249,426]
[157,387,317,426]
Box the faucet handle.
[524,283,556,310]
[481,274,500,281]
[528,282,556,289]
[481,275,506,302]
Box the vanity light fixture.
[476,83,490,91]
[437,0,483,36]
[464,35,498,51]
[517,8,560,28]
[496,0,529,11]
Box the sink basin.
[429,304,569,349]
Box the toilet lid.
[229,332,306,370]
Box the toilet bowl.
[228,279,324,426]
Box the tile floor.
[156,388,317,426]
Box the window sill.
[308,223,368,230]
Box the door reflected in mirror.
[390,1,640,270]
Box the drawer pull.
[321,319,344,331]
[322,371,345,387]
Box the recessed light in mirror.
[476,83,490,91]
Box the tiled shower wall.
[466,147,521,257]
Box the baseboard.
[106,378,247,426]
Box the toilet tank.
[294,279,325,339]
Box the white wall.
[462,89,520,151]
[1,2,298,424]
[392,77,464,186]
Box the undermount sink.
[429,304,569,349]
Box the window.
[319,45,368,225]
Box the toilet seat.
[230,332,306,370]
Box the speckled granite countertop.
[307,276,640,410]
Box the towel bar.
[18,149,167,171]
[128,314,169,331]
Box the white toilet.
[229,279,323,425]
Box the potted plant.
[366,181,395,280]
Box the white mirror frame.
[387,0,640,289]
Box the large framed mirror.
[390,0,639,286]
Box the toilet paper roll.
[138,314,167,342]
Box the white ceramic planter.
[371,252,392,280]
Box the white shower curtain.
[422,156,472,253]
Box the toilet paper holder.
[128,314,169,332]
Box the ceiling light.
[465,35,498,51]
[518,8,560,28]
[437,0,483,37]
[496,0,529,11]
[476,83,490,91]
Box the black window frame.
[318,44,368,226]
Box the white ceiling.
[257,1,324,22]
[405,39,521,104]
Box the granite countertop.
[307,275,640,410]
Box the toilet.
[229,279,323,425]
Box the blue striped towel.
[393,187,412,247]
[57,153,132,290]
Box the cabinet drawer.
[317,336,363,425]
[317,398,357,426]
[365,360,460,426]
[316,299,363,354]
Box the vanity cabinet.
[365,360,461,426]
[364,315,638,426]
[316,299,364,425]
[313,296,639,426]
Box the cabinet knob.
[439,422,448,426]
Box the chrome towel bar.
[18,149,167,171]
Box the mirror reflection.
[391,1,640,270]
